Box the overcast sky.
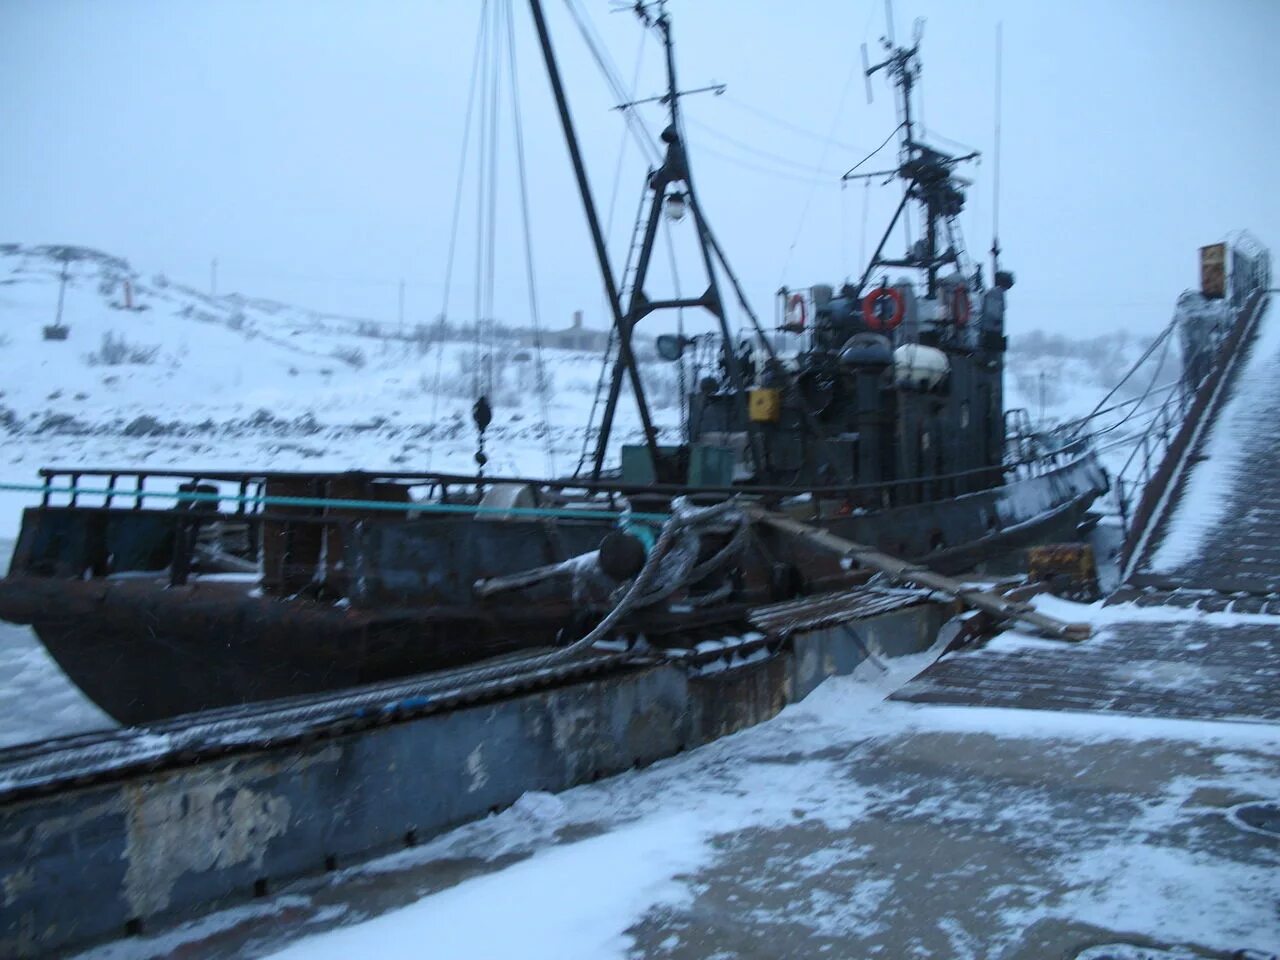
[3,0,1277,340]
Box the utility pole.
[54,262,68,327]
[398,279,405,336]
[210,258,218,298]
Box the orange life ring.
[862,287,904,331]
[786,292,807,329]
[951,286,971,326]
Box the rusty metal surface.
[0,451,1103,727]
[1201,241,1227,299]
[0,602,943,958]
[1027,542,1099,600]
[0,574,579,725]
[0,648,628,802]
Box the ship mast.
[530,0,766,481]
[847,27,978,300]
[526,0,662,473]
[586,1,766,481]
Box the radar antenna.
[843,22,978,300]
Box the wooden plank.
[745,505,1092,641]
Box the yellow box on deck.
[748,388,781,423]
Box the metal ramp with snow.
[1125,288,1280,595]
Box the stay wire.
[920,124,981,158]
[993,22,1003,256]
[484,7,504,398]
[577,29,650,476]
[842,121,904,178]
[693,139,844,187]
[1067,322,1175,439]
[719,93,865,154]
[504,0,556,475]
[562,0,661,166]
[429,2,489,457]
[683,115,845,179]
[777,50,861,284]
[604,29,649,270]
[471,0,494,399]
[859,176,871,268]
[1054,379,1179,435]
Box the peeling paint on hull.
[0,602,942,958]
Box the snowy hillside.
[0,245,681,507]
[0,243,1166,533]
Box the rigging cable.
[992,21,1003,268]
[576,29,651,476]
[920,124,982,157]
[483,4,505,398]
[859,176,871,268]
[683,116,845,179]
[428,2,489,465]
[1084,335,1175,446]
[685,140,847,187]
[562,0,662,166]
[1053,379,1180,435]
[1067,321,1175,438]
[504,0,557,475]
[842,121,905,178]
[840,180,849,271]
[471,0,495,399]
[776,53,861,284]
[719,93,865,154]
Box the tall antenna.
[991,21,1003,274]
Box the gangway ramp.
[1128,291,1280,593]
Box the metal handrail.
[1107,249,1271,555]
[31,437,1090,506]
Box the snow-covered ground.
[0,243,686,537]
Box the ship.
[0,2,1106,725]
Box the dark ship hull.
[0,456,1104,724]
[0,6,1113,729]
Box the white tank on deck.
[893,343,950,390]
